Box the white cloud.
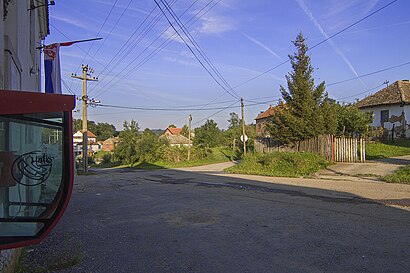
[296,0,367,88]
[50,15,90,31]
[242,32,283,61]
[163,56,200,68]
[197,15,235,34]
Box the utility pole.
[188,114,192,161]
[71,65,98,173]
[241,97,246,156]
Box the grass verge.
[225,152,329,178]
[383,165,410,184]
[366,140,410,159]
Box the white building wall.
[362,104,410,137]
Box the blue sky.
[45,0,410,130]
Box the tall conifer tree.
[268,33,329,143]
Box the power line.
[335,84,384,101]
[160,0,240,98]
[86,0,135,65]
[154,0,240,99]
[233,0,399,89]
[193,100,240,126]
[93,0,219,99]
[90,0,180,96]
[78,0,120,70]
[95,99,274,112]
[92,4,159,81]
[327,60,410,87]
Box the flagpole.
[38,37,103,49]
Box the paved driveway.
[19,164,410,273]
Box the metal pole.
[188,114,192,161]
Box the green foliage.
[115,120,141,165]
[73,119,116,140]
[267,33,329,143]
[336,104,372,136]
[228,112,240,128]
[225,152,329,177]
[366,140,410,159]
[194,119,223,148]
[138,129,164,163]
[383,165,410,184]
[93,150,113,164]
[181,124,189,138]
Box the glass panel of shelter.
[0,112,64,238]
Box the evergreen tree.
[267,33,328,143]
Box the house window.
[381,110,389,124]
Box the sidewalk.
[316,155,410,182]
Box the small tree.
[115,120,140,165]
[194,119,222,148]
[181,124,189,138]
[336,104,372,137]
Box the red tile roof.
[78,130,97,138]
[165,127,182,135]
[255,104,282,120]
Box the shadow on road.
[19,164,410,273]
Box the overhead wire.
[160,0,238,98]
[86,0,135,65]
[232,0,400,89]
[326,60,410,87]
[156,0,240,99]
[78,0,120,69]
[90,0,181,96]
[335,83,385,101]
[93,0,220,99]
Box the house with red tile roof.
[255,104,282,136]
[163,127,182,136]
[161,127,192,147]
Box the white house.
[356,80,410,138]
[73,130,97,144]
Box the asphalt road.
[20,163,410,273]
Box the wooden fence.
[255,135,366,162]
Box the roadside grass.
[225,152,329,178]
[366,140,410,159]
[90,147,237,170]
[148,147,237,169]
[383,165,410,184]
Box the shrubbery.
[225,152,329,177]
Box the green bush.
[225,152,329,177]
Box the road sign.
[240,135,248,142]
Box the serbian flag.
[44,42,74,94]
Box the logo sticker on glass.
[12,151,54,186]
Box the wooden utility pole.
[71,65,98,173]
[188,114,192,161]
[241,97,247,155]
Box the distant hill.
[150,129,164,135]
